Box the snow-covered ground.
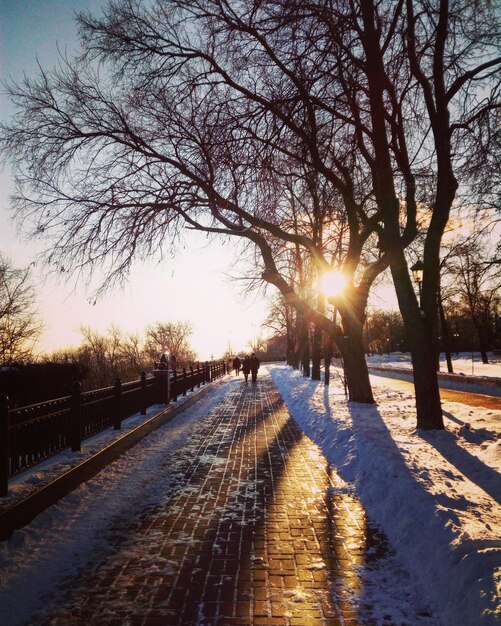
[367,351,501,379]
[0,363,499,625]
[270,364,500,626]
[0,380,232,625]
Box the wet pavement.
[31,377,391,626]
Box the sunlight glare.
[320,270,348,298]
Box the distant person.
[250,353,260,383]
[241,355,251,383]
[232,356,241,376]
[169,354,177,371]
[159,353,168,370]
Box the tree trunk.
[311,325,322,380]
[471,317,490,364]
[410,339,445,429]
[297,315,310,376]
[286,331,295,367]
[479,337,489,365]
[301,337,310,377]
[338,316,375,403]
[324,335,333,386]
[390,256,444,430]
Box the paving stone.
[29,376,389,626]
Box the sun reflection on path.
[31,377,387,626]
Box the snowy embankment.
[269,364,501,626]
[366,352,501,397]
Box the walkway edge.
[0,380,223,541]
[368,364,501,390]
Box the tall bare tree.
[1,0,383,404]
[1,0,499,428]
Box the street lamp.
[410,260,424,297]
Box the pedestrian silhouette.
[232,356,241,376]
[241,355,251,383]
[250,353,260,383]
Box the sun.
[319,270,348,297]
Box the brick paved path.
[32,377,386,626]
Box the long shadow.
[419,421,501,505]
[442,408,467,427]
[337,398,501,623]
[152,379,350,625]
[32,377,407,625]
[275,365,498,620]
[32,380,312,625]
[29,380,281,624]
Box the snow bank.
[270,364,501,626]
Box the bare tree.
[78,325,124,387]
[263,295,298,367]
[447,241,500,363]
[247,335,268,356]
[2,0,499,428]
[119,332,149,376]
[145,321,197,365]
[1,1,382,405]
[365,311,405,356]
[0,255,43,363]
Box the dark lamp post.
[411,260,424,296]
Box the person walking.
[250,353,260,383]
[241,355,251,383]
[232,356,241,376]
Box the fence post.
[190,365,194,392]
[113,378,122,430]
[70,381,82,452]
[0,394,9,497]
[140,372,147,415]
[197,363,201,387]
[172,370,178,402]
[182,367,187,396]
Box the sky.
[0,360,499,624]
[0,0,273,360]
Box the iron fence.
[0,361,227,496]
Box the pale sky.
[0,0,270,360]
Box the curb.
[367,364,501,387]
[0,379,223,541]
[368,365,501,393]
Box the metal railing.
[0,361,227,496]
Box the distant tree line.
[0,320,197,407]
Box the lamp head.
[410,260,424,284]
